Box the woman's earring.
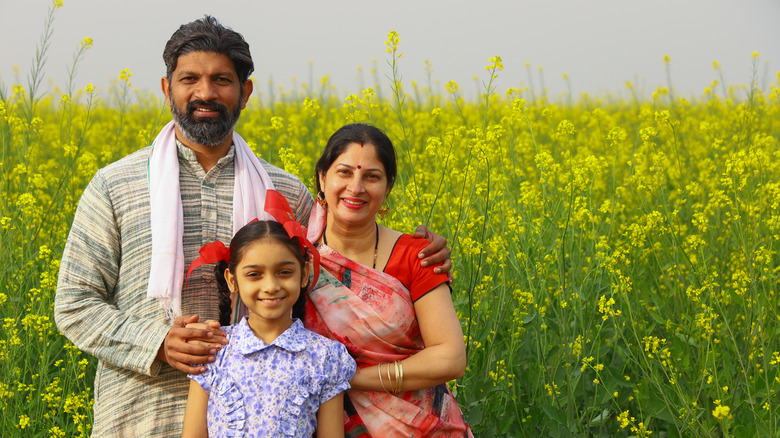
[378,204,390,220]
[316,191,327,207]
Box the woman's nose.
[347,177,364,194]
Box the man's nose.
[195,79,219,101]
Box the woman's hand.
[349,284,466,392]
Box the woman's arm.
[181,380,210,438]
[316,393,345,438]
[350,284,466,391]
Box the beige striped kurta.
[54,142,314,437]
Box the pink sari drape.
[304,243,472,437]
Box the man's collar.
[175,138,235,165]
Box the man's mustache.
[186,99,228,119]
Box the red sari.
[304,241,473,437]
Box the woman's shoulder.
[384,232,449,301]
[394,233,428,252]
[385,233,434,269]
[381,228,425,259]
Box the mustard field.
[2,5,780,437]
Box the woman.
[305,124,472,437]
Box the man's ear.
[240,79,253,110]
[161,77,172,108]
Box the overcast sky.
[1,0,778,102]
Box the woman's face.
[318,142,390,228]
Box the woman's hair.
[214,221,308,325]
[314,123,397,193]
[163,15,254,83]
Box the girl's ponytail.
[214,260,232,326]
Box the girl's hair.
[214,220,308,325]
[314,123,397,193]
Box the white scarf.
[147,121,275,320]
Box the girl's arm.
[350,283,466,391]
[316,392,345,438]
[181,380,210,438]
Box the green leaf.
[542,403,567,426]
[589,408,612,426]
[674,332,699,348]
[466,399,484,426]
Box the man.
[55,16,450,437]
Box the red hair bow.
[183,191,320,292]
[184,240,231,291]
[264,190,320,290]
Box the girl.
[182,191,356,438]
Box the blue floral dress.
[189,318,356,437]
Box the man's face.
[162,51,252,148]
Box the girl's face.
[225,238,309,332]
[318,142,390,228]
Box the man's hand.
[413,224,453,280]
[185,319,226,346]
[157,315,227,375]
[184,319,227,345]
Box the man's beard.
[169,92,242,147]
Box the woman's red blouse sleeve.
[383,234,450,302]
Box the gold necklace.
[323,223,379,269]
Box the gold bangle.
[378,363,388,393]
[393,361,399,394]
[386,361,393,393]
[396,361,404,394]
